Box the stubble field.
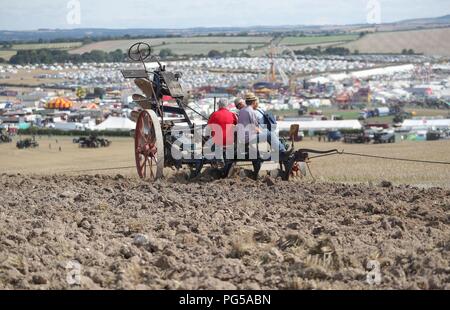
[1,136,449,187]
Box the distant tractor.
[343,130,371,144]
[76,134,111,148]
[97,137,112,147]
[297,105,308,116]
[16,138,39,149]
[0,131,12,144]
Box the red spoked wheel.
[283,159,307,181]
[135,110,164,180]
[290,161,307,179]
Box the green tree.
[325,47,350,56]
[76,87,87,102]
[109,49,125,62]
[208,50,223,58]
[82,37,94,45]
[159,48,173,59]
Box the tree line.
[293,46,353,56]
[9,49,126,64]
[6,47,253,64]
[3,46,418,65]
[0,34,184,47]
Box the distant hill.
[372,14,450,32]
[0,14,449,42]
[397,14,450,25]
[0,26,318,42]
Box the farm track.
[0,173,448,289]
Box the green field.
[0,42,83,61]
[151,43,265,55]
[70,36,272,55]
[0,50,16,61]
[280,34,359,46]
[11,42,83,50]
[157,36,272,43]
[4,28,446,60]
[339,28,450,56]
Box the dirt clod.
[380,180,393,188]
[32,275,47,285]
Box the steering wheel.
[128,42,152,62]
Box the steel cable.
[56,148,450,175]
[309,150,450,165]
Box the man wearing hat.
[237,92,289,159]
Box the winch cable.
[56,149,450,174]
[309,150,450,166]
[308,152,343,160]
[64,166,136,174]
[341,151,450,165]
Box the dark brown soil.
[0,173,449,289]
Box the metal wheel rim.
[134,110,164,180]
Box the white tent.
[277,119,362,131]
[400,119,450,131]
[328,64,415,81]
[94,116,136,131]
[308,76,330,84]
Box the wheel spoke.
[149,157,154,178]
[139,155,146,170]
[144,133,153,146]
[139,127,146,142]
[143,155,148,177]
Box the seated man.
[234,97,245,113]
[237,92,290,160]
[207,98,237,147]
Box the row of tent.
[52,116,136,132]
[44,97,101,110]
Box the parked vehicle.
[327,130,342,142]
[343,132,370,144]
[373,132,395,143]
[0,131,12,143]
[16,138,39,149]
[426,131,441,141]
[76,134,111,148]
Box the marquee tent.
[94,116,136,131]
[45,97,74,110]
